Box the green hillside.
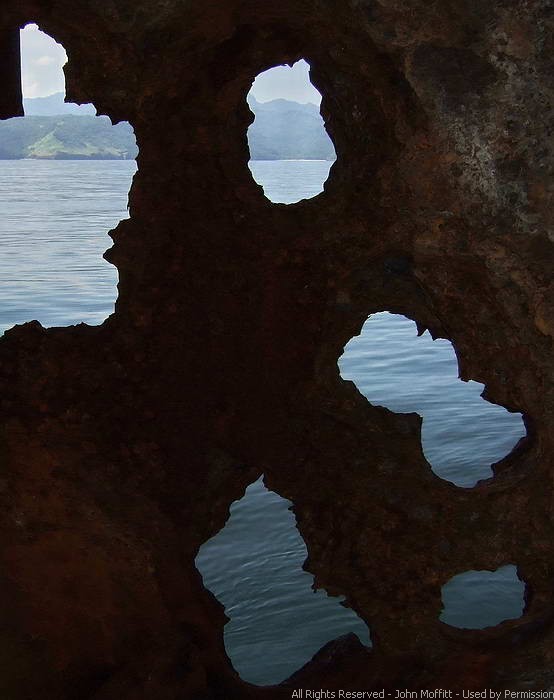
[0,115,138,160]
[0,98,336,160]
[247,97,336,161]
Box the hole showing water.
[247,59,336,204]
[440,565,526,629]
[338,312,526,487]
[195,476,371,686]
[0,24,137,333]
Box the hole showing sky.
[440,565,525,629]
[20,23,67,99]
[338,313,526,487]
[0,25,137,333]
[247,59,336,204]
[195,476,371,686]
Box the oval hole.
[338,312,526,487]
[247,59,336,204]
[440,565,525,629]
[0,24,137,332]
[195,476,370,685]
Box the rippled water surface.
[249,159,333,203]
[440,565,525,629]
[339,313,526,488]
[0,160,135,332]
[0,158,528,686]
[195,478,371,686]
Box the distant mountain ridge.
[24,92,96,116]
[0,115,137,160]
[247,96,335,161]
[0,93,336,161]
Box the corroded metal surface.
[0,1,553,696]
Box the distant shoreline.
[0,156,134,161]
[250,158,336,162]
[3,94,336,162]
[0,157,337,162]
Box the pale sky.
[249,60,321,105]
[20,25,321,105]
[20,24,67,98]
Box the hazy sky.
[250,60,321,104]
[20,24,67,98]
[20,25,321,104]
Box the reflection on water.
[195,477,371,686]
[248,160,333,204]
[440,565,525,628]
[0,160,136,332]
[339,313,526,488]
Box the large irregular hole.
[195,476,370,686]
[339,312,526,487]
[247,59,336,204]
[0,24,137,333]
[440,565,526,629]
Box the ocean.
[0,158,527,685]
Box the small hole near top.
[247,59,336,204]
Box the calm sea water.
[0,160,133,332]
[339,314,526,488]
[248,160,334,203]
[0,159,527,686]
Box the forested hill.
[0,115,137,160]
[246,96,336,160]
[23,92,96,116]
[0,93,336,161]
